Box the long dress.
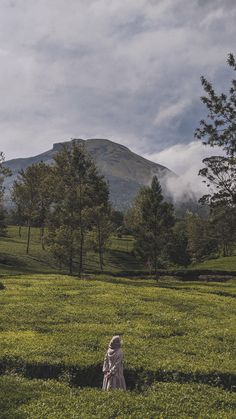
[102,347,126,390]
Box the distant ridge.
[4,138,175,210]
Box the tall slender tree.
[195,54,236,254]
[130,176,175,278]
[12,162,52,253]
[195,53,236,208]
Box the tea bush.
[0,274,235,389]
[0,375,236,419]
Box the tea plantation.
[1,375,236,419]
[0,273,236,418]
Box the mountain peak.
[5,137,175,210]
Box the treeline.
[0,140,235,277]
[124,177,236,273]
[0,54,235,276]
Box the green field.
[1,375,236,419]
[0,273,236,417]
[0,226,236,418]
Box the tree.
[12,162,52,253]
[210,205,236,257]
[130,176,175,278]
[87,172,112,272]
[186,212,218,262]
[110,210,124,237]
[195,54,236,208]
[195,53,236,157]
[166,220,191,266]
[89,204,113,271]
[0,206,7,237]
[0,152,11,237]
[198,155,236,207]
[48,142,110,275]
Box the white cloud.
[144,141,224,202]
[153,98,191,126]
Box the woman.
[102,335,126,390]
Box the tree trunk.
[154,252,158,281]
[78,230,84,277]
[18,225,21,238]
[40,226,45,250]
[69,244,73,275]
[26,222,31,254]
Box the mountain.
[4,138,176,210]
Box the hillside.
[4,138,175,210]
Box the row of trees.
[0,53,235,277]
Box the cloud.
[144,141,224,202]
[0,0,235,160]
[153,99,191,126]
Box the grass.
[191,256,236,272]
[1,225,236,277]
[0,226,143,276]
[0,226,236,417]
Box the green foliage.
[166,220,191,266]
[88,204,113,271]
[0,205,7,237]
[209,206,236,256]
[47,225,81,271]
[0,274,235,380]
[195,54,236,208]
[130,176,175,275]
[11,162,53,254]
[195,53,236,157]
[1,375,236,419]
[48,142,111,275]
[186,212,218,262]
[0,225,142,275]
[198,155,236,207]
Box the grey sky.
[0,0,235,168]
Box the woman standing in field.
[102,335,126,390]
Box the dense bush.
[1,375,236,419]
[0,274,235,388]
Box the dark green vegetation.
[0,274,235,381]
[0,273,236,417]
[1,375,236,419]
[1,225,236,276]
[126,176,175,277]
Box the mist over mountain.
[4,138,199,212]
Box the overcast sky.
[0,0,235,181]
